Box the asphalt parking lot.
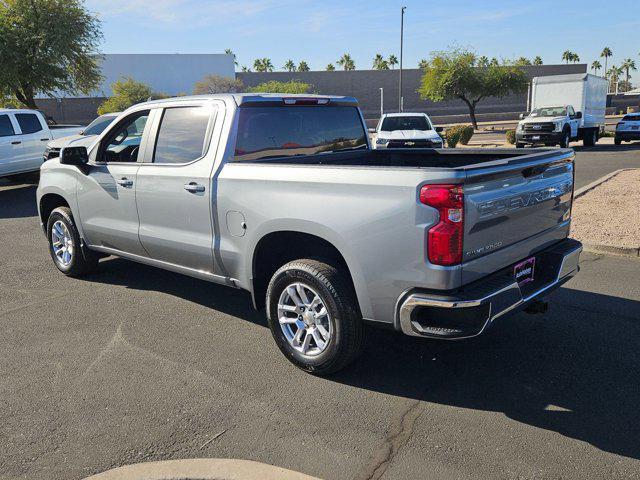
[1,147,639,480]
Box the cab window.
[15,113,43,134]
[100,111,150,163]
[0,115,15,137]
[153,106,212,164]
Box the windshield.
[233,106,367,161]
[529,107,566,118]
[380,116,431,132]
[83,115,117,136]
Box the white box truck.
[516,73,607,148]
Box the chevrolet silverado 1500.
[37,94,582,374]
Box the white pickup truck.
[0,109,83,178]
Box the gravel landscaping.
[571,168,640,252]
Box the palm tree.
[533,56,543,66]
[240,65,250,72]
[477,56,489,67]
[601,47,613,79]
[608,65,623,93]
[622,58,637,91]
[225,48,238,66]
[515,57,532,66]
[372,53,388,70]
[418,59,429,69]
[562,50,577,64]
[591,60,602,75]
[388,54,398,69]
[253,58,273,72]
[337,53,355,71]
[252,58,263,71]
[283,60,296,72]
[325,63,335,71]
[298,61,310,72]
[571,52,580,63]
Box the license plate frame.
[514,257,536,286]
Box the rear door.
[462,153,574,265]
[14,112,50,171]
[135,101,220,272]
[0,114,23,176]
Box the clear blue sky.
[87,0,639,75]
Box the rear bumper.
[516,131,563,144]
[615,131,640,141]
[397,238,582,339]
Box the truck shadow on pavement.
[0,183,38,219]
[337,287,640,461]
[87,256,640,461]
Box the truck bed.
[247,147,565,170]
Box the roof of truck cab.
[382,112,428,117]
[135,93,359,108]
[0,108,41,114]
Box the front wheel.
[266,259,365,375]
[47,207,98,276]
[559,131,571,148]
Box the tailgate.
[462,151,574,265]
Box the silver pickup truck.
[37,94,582,375]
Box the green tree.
[283,60,297,72]
[193,75,243,94]
[562,50,574,64]
[515,57,532,66]
[225,48,238,66]
[607,65,623,92]
[591,60,602,75]
[253,58,274,72]
[571,52,580,63]
[418,59,429,69]
[601,47,613,79]
[621,58,636,91]
[337,53,355,71]
[325,63,336,71]
[297,61,310,72]
[388,54,398,69]
[240,66,251,72]
[0,0,103,109]
[533,56,543,66]
[477,56,489,67]
[97,77,152,115]
[372,54,388,70]
[418,48,528,129]
[248,80,312,94]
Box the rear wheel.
[266,258,365,375]
[46,207,98,276]
[583,129,598,147]
[614,137,622,145]
[515,142,525,149]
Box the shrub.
[98,77,153,115]
[445,125,474,148]
[193,75,244,94]
[600,130,615,138]
[506,129,516,144]
[248,79,312,94]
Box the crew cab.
[516,74,607,148]
[43,112,121,162]
[615,113,640,145]
[371,112,443,149]
[37,94,582,374]
[0,109,83,177]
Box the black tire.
[515,142,525,149]
[46,206,98,276]
[266,258,365,375]
[583,129,597,147]
[559,130,571,148]
[614,137,622,146]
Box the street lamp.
[379,87,384,117]
[399,6,406,112]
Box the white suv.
[371,113,443,149]
[615,113,640,145]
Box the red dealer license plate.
[514,257,536,286]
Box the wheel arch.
[39,193,71,232]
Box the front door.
[135,103,219,272]
[76,109,152,256]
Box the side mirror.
[60,146,89,169]
[435,126,444,133]
[368,127,376,134]
[575,111,583,119]
[519,113,526,120]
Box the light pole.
[379,87,384,117]
[399,6,406,112]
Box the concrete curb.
[83,459,322,480]
[582,243,640,258]
[574,168,632,198]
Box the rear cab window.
[0,115,15,137]
[15,113,43,134]
[233,106,367,162]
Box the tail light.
[420,184,464,266]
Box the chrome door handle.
[40,138,50,142]
[184,182,205,193]
[11,141,21,145]
[116,178,134,187]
